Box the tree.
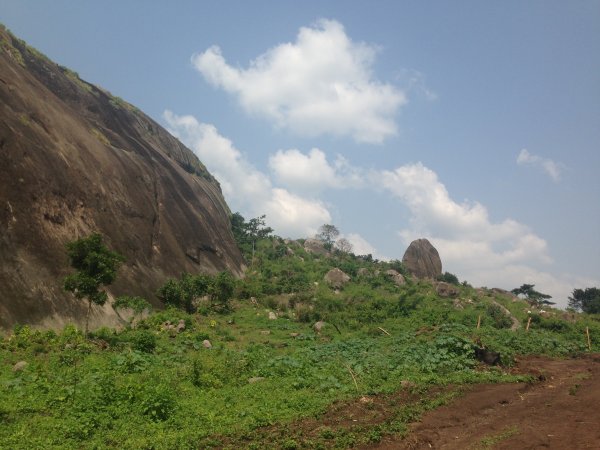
[511,284,555,307]
[113,296,152,328]
[437,272,460,286]
[316,224,339,248]
[335,237,353,254]
[63,233,125,333]
[568,287,600,314]
[230,212,273,260]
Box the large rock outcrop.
[402,238,442,279]
[0,28,244,330]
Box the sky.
[1,0,599,307]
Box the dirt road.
[371,354,600,449]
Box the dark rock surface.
[0,28,244,330]
[402,238,442,279]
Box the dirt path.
[491,299,521,331]
[368,354,600,449]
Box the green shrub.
[129,330,157,353]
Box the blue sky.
[2,0,599,307]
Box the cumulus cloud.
[161,113,584,305]
[163,110,330,237]
[344,233,391,261]
[269,148,363,192]
[192,19,406,143]
[517,149,564,182]
[374,162,591,305]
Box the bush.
[129,330,156,353]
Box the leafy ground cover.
[1,237,598,449]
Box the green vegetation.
[1,229,599,448]
[63,233,125,333]
[569,287,600,314]
[478,425,520,448]
[511,283,555,307]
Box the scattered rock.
[289,332,300,338]
[202,339,212,349]
[303,238,329,256]
[313,321,326,333]
[12,361,28,372]
[176,319,186,333]
[436,281,460,298]
[268,311,277,320]
[286,247,295,256]
[357,268,370,277]
[260,330,271,335]
[453,299,464,310]
[402,238,442,279]
[385,269,406,286]
[248,377,265,384]
[324,268,351,289]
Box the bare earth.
[369,354,600,449]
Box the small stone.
[268,311,277,320]
[289,332,300,338]
[248,377,265,384]
[260,330,271,335]
[202,339,212,349]
[313,321,326,333]
[176,319,186,333]
[12,361,28,372]
[400,380,416,389]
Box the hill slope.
[0,26,244,330]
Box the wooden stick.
[346,365,360,393]
[476,315,481,329]
[586,327,592,351]
[378,326,391,336]
[526,317,532,332]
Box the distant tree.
[511,284,555,307]
[316,224,340,248]
[335,238,353,254]
[63,233,125,333]
[568,287,600,314]
[230,212,273,260]
[437,272,460,286]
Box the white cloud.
[269,148,363,192]
[517,149,564,182]
[163,110,330,237]
[344,233,390,261]
[162,113,588,305]
[192,19,406,143]
[374,162,590,305]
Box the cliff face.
[0,27,245,330]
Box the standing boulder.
[324,268,351,289]
[402,239,442,279]
[303,239,330,256]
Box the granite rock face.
[0,28,244,330]
[402,239,442,279]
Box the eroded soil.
[369,354,600,449]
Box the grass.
[477,425,520,448]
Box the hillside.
[1,231,598,448]
[0,27,244,330]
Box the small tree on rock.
[316,224,340,249]
[63,233,124,334]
